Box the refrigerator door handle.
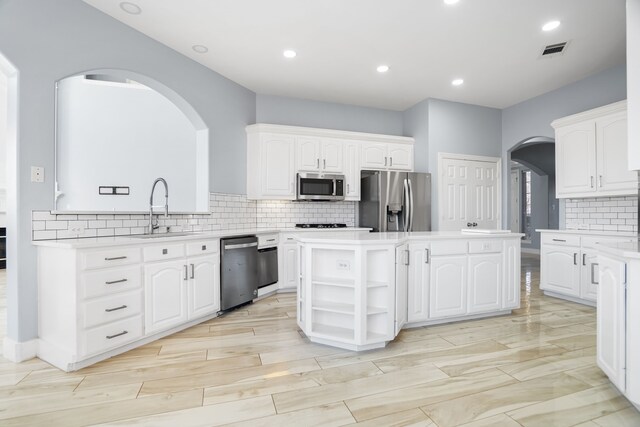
[407,178,414,232]
[402,179,409,232]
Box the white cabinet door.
[144,260,188,334]
[429,256,468,319]
[321,139,343,173]
[297,137,320,172]
[540,244,581,297]
[187,255,220,320]
[580,250,599,302]
[261,134,296,197]
[388,143,412,171]
[502,239,520,309]
[361,143,388,169]
[596,112,637,193]
[556,121,597,196]
[407,243,430,322]
[468,254,502,314]
[394,245,409,335]
[344,141,360,200]
[597,255,626,392]
[279,243,299,290]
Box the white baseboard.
[2,337,37,362]
[521,248,540,255]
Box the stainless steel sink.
[129,232,203,239]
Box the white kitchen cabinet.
[247,132,296,200]
[187,255,220,319]
[297,136,322,171]
[540,244,581,298]
[321,139,343,173]
[502,239,521,309]
[343,141,360,200]
[597,254,627,392]
[361,142,413,171]
[144,259,188,334]
[553,101,635,198]
[407,243,430,322]
[429,255,468,319]
[395,245,409,335]
[279,240,299,291]
[580,250,599,302]
[468,254,502,314]
[296,137,343,173]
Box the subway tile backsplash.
[32,193,356,240]
[564,195,638,233]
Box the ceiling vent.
[541,41,568,58]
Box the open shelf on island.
[367,280,388,288]
[312,300,355,315]
[366,306,387,315]
[311,323,355,341]
[311,277,355,288]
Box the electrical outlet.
[69,225,85,234]
[336,260,350,271]
[31,166,44,183]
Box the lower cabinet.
[541,244,581,297]
[279,241,299,290]
[429,256,468,319]
[407,243,430,322]
[145,253,220,335]
[468,254,502,314]
[395,245,409,334]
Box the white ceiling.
[84,0,626,111]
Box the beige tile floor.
[0,255,639,426]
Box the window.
[523,170,533,241]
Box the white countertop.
[596,240,640,259]
[296,231,524,245]
[32,227,372,249]
[536,229,638,237]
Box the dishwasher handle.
[224,242,258,250]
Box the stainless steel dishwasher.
[220,235,258,311]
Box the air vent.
[541,42,568,57]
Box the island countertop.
[295,230,524,245]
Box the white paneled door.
[439,154,501,231]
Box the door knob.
[467,222,472,227]
[472,222,478,227]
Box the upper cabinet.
[553,101,636,199]
[247,124,414,200]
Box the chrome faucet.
[149,177,169,234]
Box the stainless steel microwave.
[296,173,345,201]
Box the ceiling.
[83,0,626,111]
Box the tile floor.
[0,255,639,426]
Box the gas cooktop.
[295,223,348,229]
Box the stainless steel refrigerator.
[359,171,431,232]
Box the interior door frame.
[437,152,502,230]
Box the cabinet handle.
[591,262,599,285]
[552,238,566,242]
[590,176,594,188]
[105,278,127,285]
[183,265,188,281]
[106,330,128,340]
[425,248,430,264]
[190,263,195,279]
[598,175,602,187]
[582,253,586,266]
[323,159,326,169]
[347,183,350,193]
[104,256,127,261]
[266,238,276,242]
[384,157,388,166]
[404,249,410,266]
[390,157,393,167]
[573,253,577,265]
[105,305,127,313]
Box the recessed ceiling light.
[376,65,390,73]
[119,2,142,15]
[452,78,464,86]
[283,50,297,58]
[444,0,460,5]
[542,20,561,31]
[192,45,209,54]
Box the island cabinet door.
[144,259,188,334]
[407,243,430,322]
[468,254,502,314]
[394,245,409,334]
[429,255,468,319]
[502,239,520,309]
[540,244,581,297]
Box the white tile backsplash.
[32,193,356,240]
[564,195,638,233]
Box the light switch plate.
[31,166,44,183]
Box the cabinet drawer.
[143,243,185,262]
[82,315,143,357]
[258,234,279,248]
[186,240,220,257]
[582,236,636,249]
[469,240,503,254]
[81,247,141,270]
[82,290,142,329]
[430,240,468,256]
[541,234,580,247]
[81,265,142,299]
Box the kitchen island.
[295,231,523,351]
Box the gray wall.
[402,99,429,173]
[0,0,255,343]
[501,64,627,227]
[256,94,404,136]
[427,99,503,230]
